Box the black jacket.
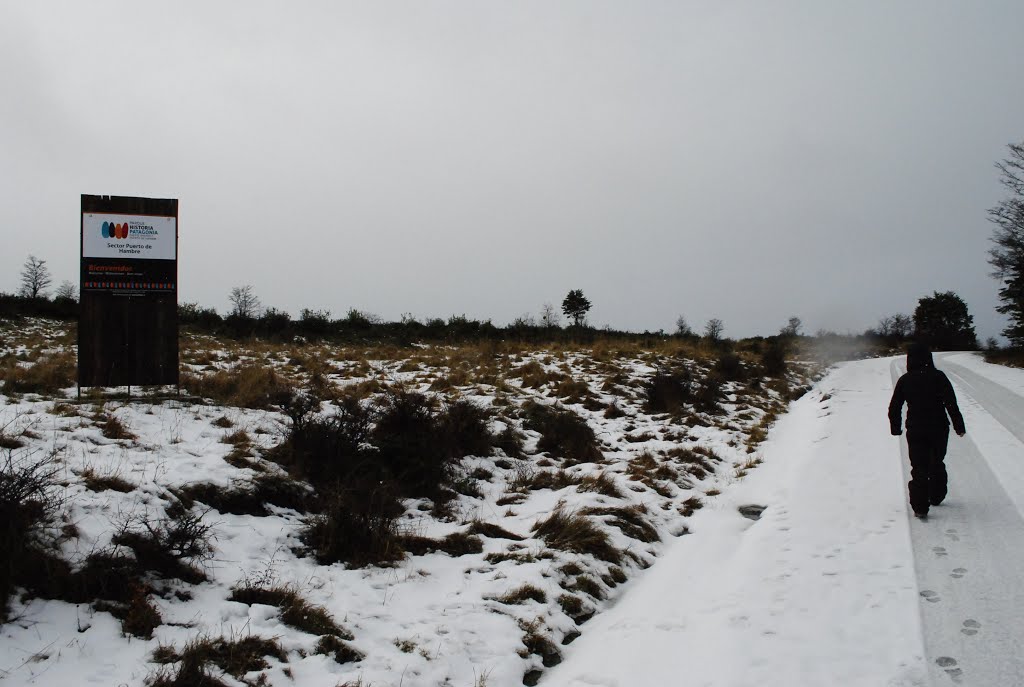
[888,344,966,436]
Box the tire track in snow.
[937,355,1024,448]
[891,359,1024,686]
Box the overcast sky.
[3,1,1023,339]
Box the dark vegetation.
[1,442,61,619]
[532,507,622,564]
[1,424,216,631]
[0,292,891,356]
[229,581,351,638]
[521,401,603,464]
[643,365,725,416]
[150,635,289,686]
[266,388,503,566]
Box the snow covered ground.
[545,354,1024,687]
[0,320,806,687]
[3,321,1022,687]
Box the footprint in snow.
[961,619,981,636]
[933,546,949,558]
[919,590,941,603]
[935,656,964,682]
[951,568,967,579]
[946,529,960,542]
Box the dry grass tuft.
[576,471,625,498]
[494,583,547,605]
[229,583,350,638]
[399,531,484,557]
[81,467,135,493]
[315,635,365,664]
[98,413,136,441]
[150,634,287,685]
[0,351,76,395]
[183,365,292,409]
[532,506,621,564]
[580,504,659,543]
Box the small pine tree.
[561,290,592,327]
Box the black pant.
[907,427,949,514]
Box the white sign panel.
[82,213,177,260]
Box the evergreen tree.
[561,289,592,327]
[913,291,977,351]
[988,141,1024,346]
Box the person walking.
[888,343,966,519]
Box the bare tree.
[539,302,562,328]
[704,318,724,341]
[512,313,537,327]
[228,285,261,318]
[780,316,802,337]
[877,313,912,339]
[54,280,77,302]
[675,315,692,336]
[19,255,52,298]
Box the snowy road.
[904,354,1024,686]
[543,355,1024,687]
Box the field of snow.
[0,319,814,687]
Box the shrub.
[112,510,213,584]
[271,395,375,487]
[532,507,621,564]
[602,402,626,419]
[175,474,311,516]
[759,338,788,376]
[1,445,61,619]
[521,401,602,465]
[371,390,454,496]
[119,582,162,639]
[150,635,287,686]
[693,374,725,414]
[494,424,525,458]
[302,481,404,567]
[440,398,495,459]
[713,352,746,382]
[643,368,692,415]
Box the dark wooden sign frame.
[79,195,179,389]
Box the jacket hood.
[907,342,934,371]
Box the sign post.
[79,195,179,390]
